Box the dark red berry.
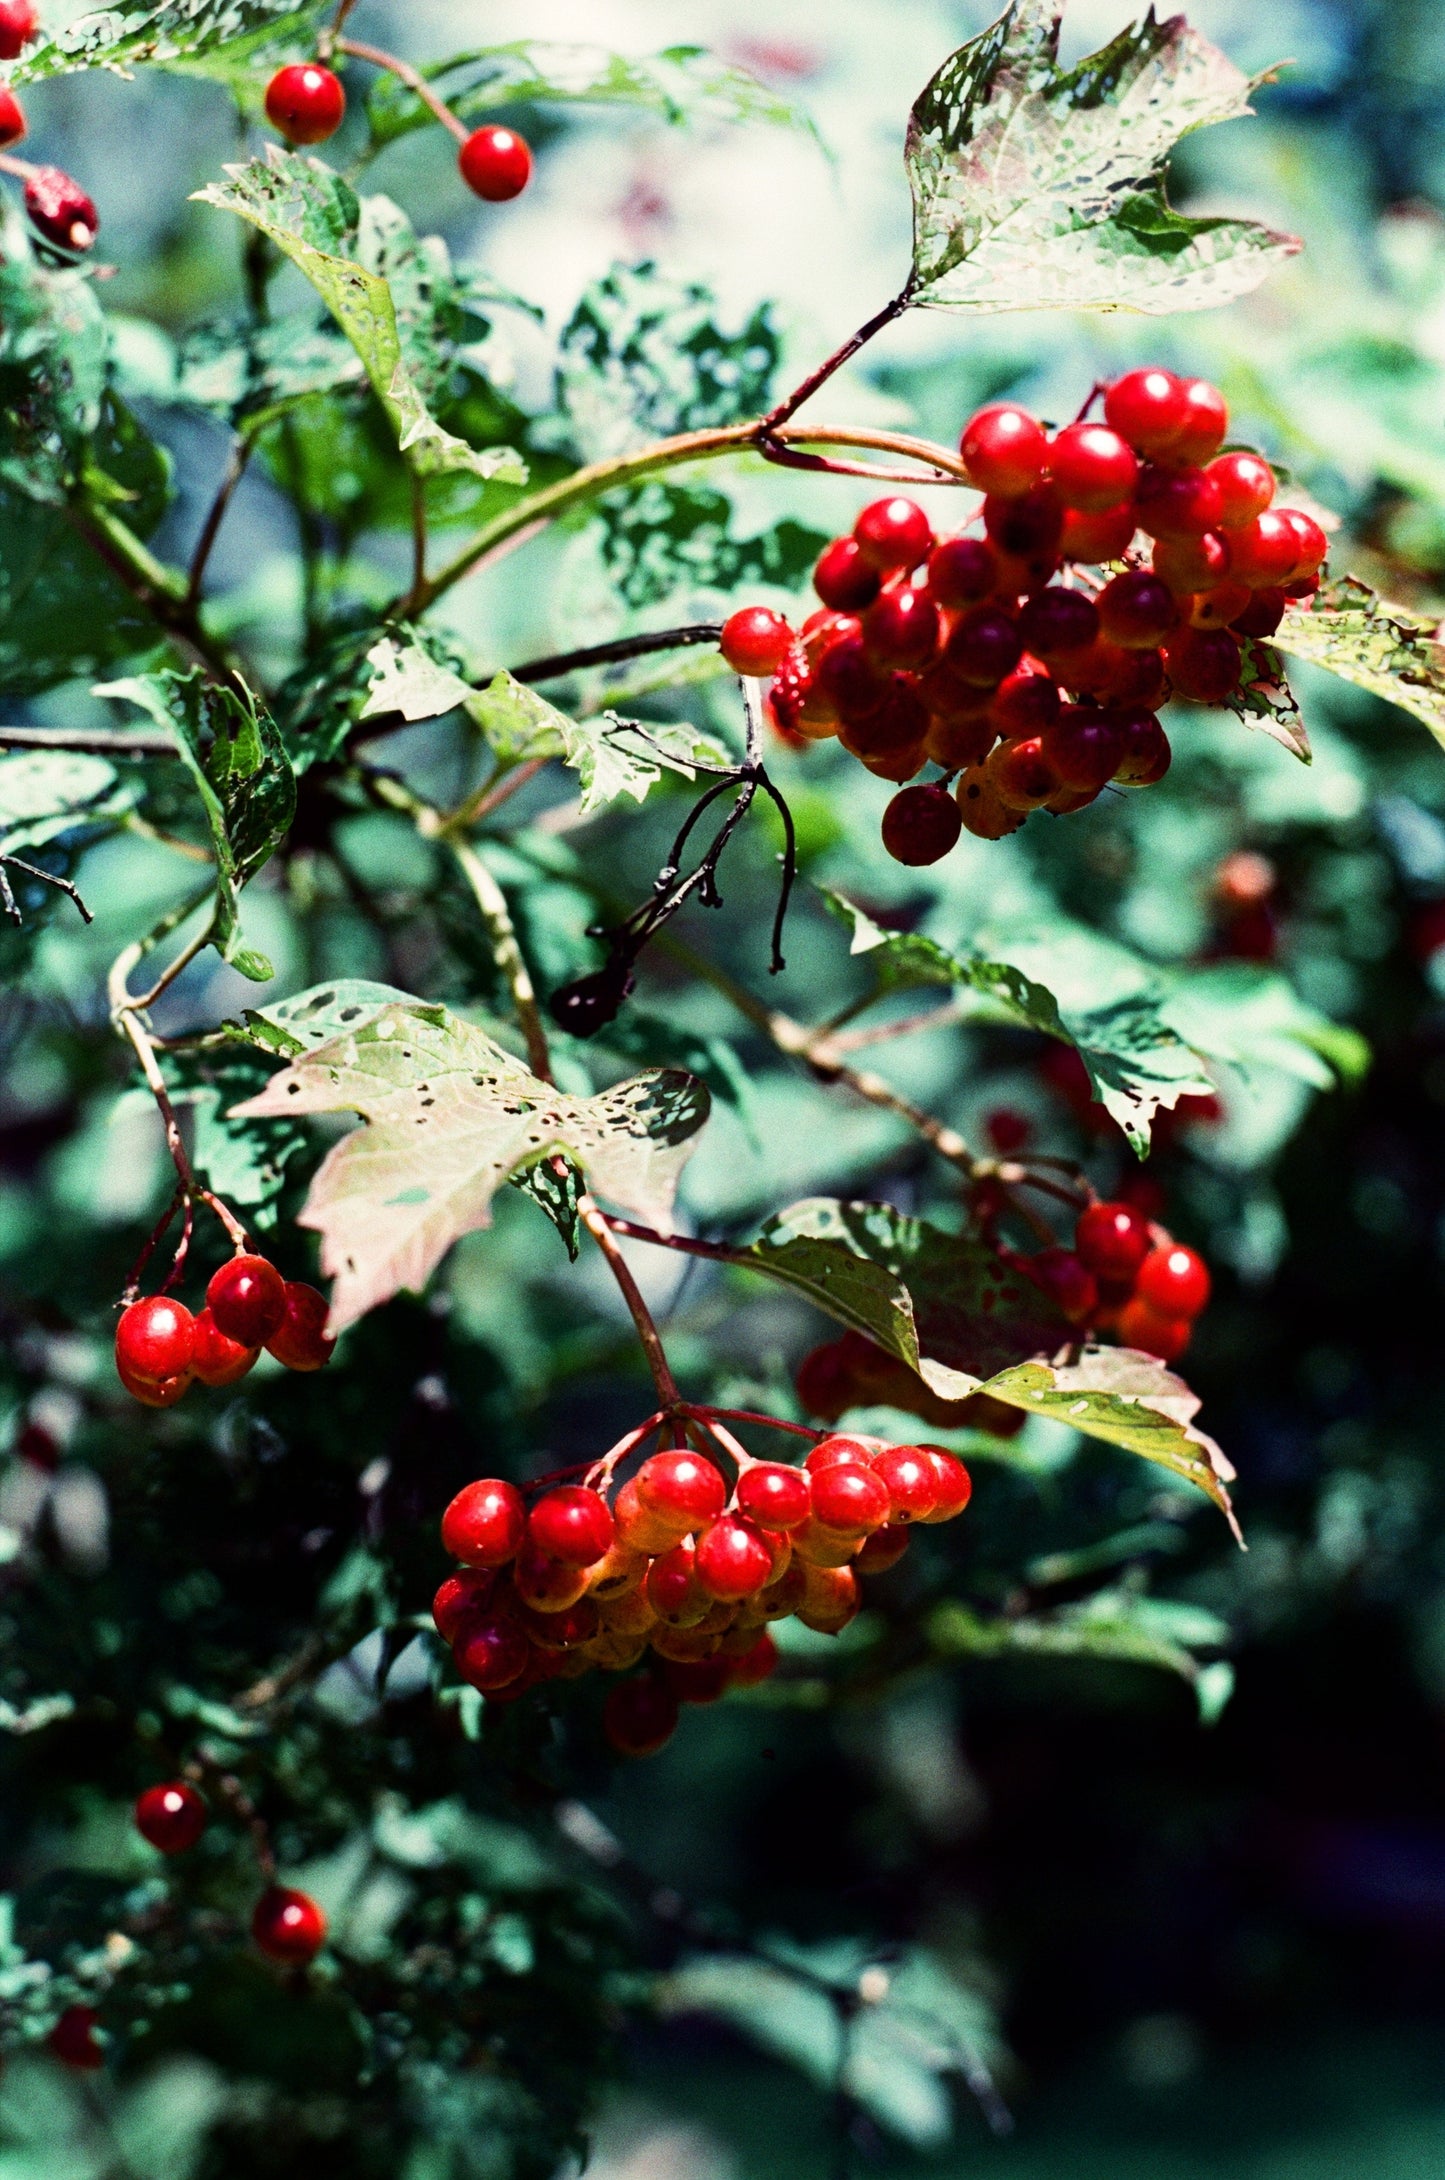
[0,84,25,148]
[1061,502,1137,562]
[854,1524,911,1572]
[1104,368,1189,455]
[441,1478,527,1566]
[729,1630,780,1684]
[265,1281,335,1370]
[881,782,962,866]
[1097,570,1177,649]
[1153,531,1232,593]
[991,659,1060,735]
[984,1107,1031,1154]
[945,605,1023,688]
[48,2006,103,2070]
[0,0,38,60]
[736,1462,812,1529]
[604,1673,679,1756]
[853,496,933,572]
[116,1297,195,1388]
[459,123,533,201]
[189,1309,258,1388]
[431,1568,494,1642]
[1024,1246,1098,1324]
[548,959,633,1036]
[927,535,997,607]
[814,628,886,721]
[1281,508,1328,575]
[1075,1200,1151,1280]
[1018,586,1099,659]
[695,1515,774,1600]
[720,606,793,677]
[1232,587,1286,639]
[1136,1242,1211,1319]
[264,62,345,144]
[1163,628,1242,703]
[527,1485,614,1567]
[813,536,881,611]
[1112,711,1171,786]
[252,1885,327,1964]
[24,166,97,252]
[1136,464,1225,541]
[207,1255,286,1348]
[988,734,1059,811]
[960,403,1049,496]
[863,584,939,669]
[135,1782,207,1853]
[1117,1298,1192,1362]
[983,483,1064,559]
[1190,581,1252,631]
[455,1614,532,1690]
[838,673,927,758]
[1049,422,1138,511]
[663,1655,734,1705]
[1042,708,1123,791]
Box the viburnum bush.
[0,0,1438,2170]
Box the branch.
[578,1193,680,1410]
[0,725,177,758]
[512,623,723,686]
[186,432,256,607]
[337,34,469,144]
[447,835,553,1081]
[756,288,915,441]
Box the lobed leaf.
[13,0,328,82]
[905,0,1298,315]
[231,1000,710,1331]
[1272,575,1445,751]
[465,671,729,810]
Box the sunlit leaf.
[1273,575,1445,751]
[13,0,327,82]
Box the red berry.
[1281,508,1328,575]
[864,584,939,669]
[720,606,793,678]
[795,1563,861,1633]
[983,484,1064,559]
[527,1485,614,1567]
[603,1673,679,1756]
[1061,502,1137,562]
[1104,368,1189,455]
[635,1450,727,1529]
[188,1309,258,1388]
[729,1630,780,1685]
[116,1357,190,1408]
[1190,581,1253,632]
[927,536,997,607]
[916,1448,973,1523]
[252,1885,327,1964]
[1116,1298,1192,1362]
[984,1107,1032,1154]
[815,628,886,721]
[431,1569,494,1643]
[1225,509,1301,586]
[735,1462,812,1529]
[1136,1242,1211,1319]
[441,1478,527,1567]
[116,1297,195,1388]
[991,658,1061,736]
[455,1614,532,1691]
[855,1525,911,1572]
[806,1433,880,1473]
[1042,708,1123,791]
[1232,587,1287,639]
[1136,464,1225,541]
[663,1655,734,1705]
[1075,1200,1151,1281]
[1206,451,1275,528]
[134,1781,207,1853]
[810,1461,890,1534]
[0,84,25,148]
[960,404,1048,497]
[48,2006,103,2070]
[264,63,346,144]
[645,1539,705,1624]
[881,782,962,866]
[1049,423,1138,512]
[521,1594,598,1650]
[872,1445,939,1522]
[1168,379,1229,466]
[1024,1247,1098,1324]
[1018,586,1099,660]
[813,536,881,611]
[945,605,1023,688]
[513,1542,589,1612]
[853,497,933,572]
[989,734,1059,811]
[695,1515,774,1601]
[1152,531,1232,593]
[459,123,532,200]
[0,1,38,60]
[1097,570,1178,649]
[1163,627,1242,704]
[264,1281,334,1371]
[207,1256,286,1348]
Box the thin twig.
[409,472,428,603]
[578,1194,680,1410]
[337,34,469,142]
[187,433,256,606]
[448,836,552,1080]
[0,726,177,758]
[441,756,548,834]
[512,624,723,686]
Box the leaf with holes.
[14,0,328,82]
[230,1001,710,1331]
[0,242,109,505]
[360,639,476,728]
[97,668,296,982]
[1228,636,1310,762]
[1272,576,1445,751]
[467,672,728,809]
[905,1,1298,315]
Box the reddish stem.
[337,35,469,144]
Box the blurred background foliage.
[6,0,1445,2175]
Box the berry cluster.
[1014,1202,1211,1362]
[436,1433,973,1756]
[263,60,533,202]
[741,369,1326,865]
[114,1255,333,1407]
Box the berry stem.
[755,287,915,442]
[582,1411,670,1492]
[317,0,361,55]
[336,34,470,144]
[577,1194,681,1411]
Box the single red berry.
[527,1485,614,1567]
[815,628,886,722]
[880,782,963,867]
[872,1445,939,1522]
[853,496,933,572]
[927,535,997,607]
[960,404,1049,497]
[48,2006,103,2070]
[864,584,940,669]
[1018,586,1099,660]
[795,1562,861,1633]
[1190,581,1253,632]
[805,1432,880,1473]
[1232,587,1287,639]
[720,605,794,678]
[1225,509,1302,586]
[0,84,25,148]
[988,734,1059,811]
[604,1673,679,1756]
[1025,1247,1099,1324]
[1136,1241,1211,1319]
[1168,378,1229,466]
[134,1781,207,1854]
[455,1613,532,1691]
[1152,531,1232,594]
[1280,508,1328,575]
[945,605,1023,688]
[520,1594,597,1650]
[813,535,881,611]
[116,1357,190,1408]
[1042,708,1123,791]
[115,1297,195,1388]
[854,1525,911,1572]
[635,1450,727,1529]
[695,1514,774,1601]
[984,1107,1032,1155]
[1097,570,1178,649]
[189,1309,258,1389]
[1206,450,1275,528]
[735,1462,812,1530]
[663,1655,734,1705]
[441,1477,527,1567]
[1136,464,1225,541]
[0,0,38,59]
[982,483,1064,559]
[916,1448,973,1523]
[1075,1200,1151,1281]
[459,123,533,201]
[991,658,1061,736]
[1049,422,1138,512]
[645,1539,706,1624]
[1104,368,1189,455]
[730,1629,780,1685]
[264,62,345,144]
[1116,1297,1192,1362]
[207,1256,286,1348]
[513,1542,588,1612]
[1061,502,1137,562]
[264,1281,335,1371]
[431,1568,494,1643]
[1163,627,1242,704]
[810,1461,890,1534]
[252,1885,327,1964]
[1111,712,1171,790]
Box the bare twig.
[0,726,176,758]
[187,433,256,607]
[337,34,469,142]
[447,835,553,1080]
[512,623,723,686]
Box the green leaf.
[366,40,815,149]
[468,671,729,811]
[905,0,1298,315]
[96,668,296,981]
[15,0,329,83]
[165,1049,309,1229]
[232,978,418,1057]
[0,239,108,505]
[1272,575,1445,751]
[929,1589,1233,1716]
[589,481,829,612]
[230,999,710,1330]
[192,152,527,492]
[1160,963,1370,1090]
[0,753,135,856]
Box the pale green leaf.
[1272,575,1445,751]
[1161,963,1370,1090]
[13,0,327,83]
[468,671,728,810]
[234,979,417,1057]
[360,639,475,727]
[0,752,135,855]
[465,671,570,766]
[905,0,1298,314]
[230,1000,710,1330]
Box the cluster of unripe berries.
[262,59,533,201]
[113,1254,333,1407]
[723,369,1327,866]
[0,3,100,253]
[436,1434,974,1755]
[1015,1203,1212,1362]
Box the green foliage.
[15,0,329,83]
[1275,575,1445,751]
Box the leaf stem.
[755,287,915,445]
[187,432,256,607]
[512,623,723,686]
[338,34,470,143]
[577,1195,681,1411]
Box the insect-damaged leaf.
[13,0,328,84]
[1272,576,1445,752]
[231,1001,710,1331]
[905,0,1298,315]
